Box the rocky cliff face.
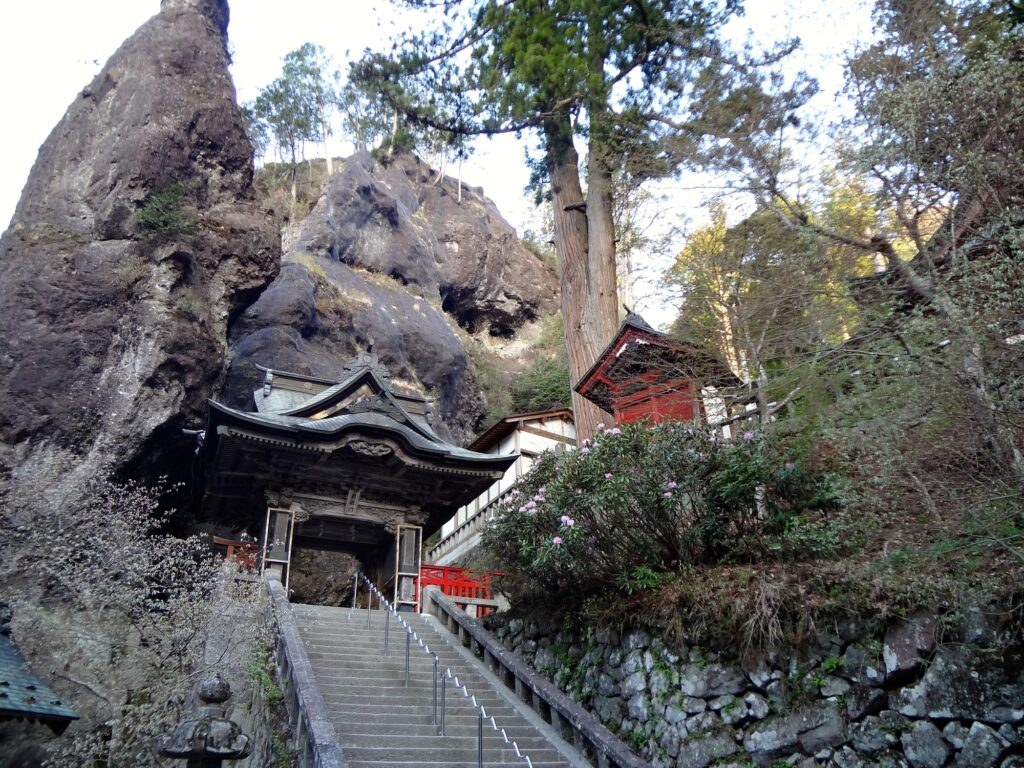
[227,152,558,443]
[0,0,279,483]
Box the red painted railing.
[418,565,501,615]
[212,536,258,569]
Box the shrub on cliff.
[482,420,840,604]
[135,183,196,242]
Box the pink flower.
[580,447,590,454]
[666,481,677,489]
[586,535,597,546]
[784,462,796,470]
[608,427,622,435]
[576,489,583,495]
[597,423,605,431]
[560,515,575,527]
[552,536,563,545]
[662,492,673,498]
[742,431,755,442]
[604,472,613,479]
[525,500,536,509]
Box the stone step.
[320,695,512,713]
[333,709,533,723]
[300,635,460,652]
[300,624,441,633]
[341,746,561,763]
[315,677,492,694]
[334,721,541,738]
[303,652,487,675]
[303,646,468,660]
[327,701,523,716]
[317,684,508,702]
[348,765,565,768]
[303,650,473,665]
[339,733,563,751]
[322,688,508,703]
[302,649,481,669]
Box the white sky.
[0,1,874,328]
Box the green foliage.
[618,565,672,596]
[246,43,333,164]
[136,183,195,242]
[244,647,284,708]
[509,312,571,413]
[822,656,843,674]
[510,354,571,413]
[627,730,646,751]
[461,337,513,428]
[483,420,840,606]
[353,0,766,183]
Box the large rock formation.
[0,0,279,483]
[227,152,558,442]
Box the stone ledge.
[266,572,347,768]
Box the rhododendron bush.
[482,420,840,603]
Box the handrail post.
[352,572,359,609]
[384,607,390,656]
[432,656,438,726]
[404,631,411,687]
[439,672,446,736]
[366,585,372,629]
[478,710,484,768]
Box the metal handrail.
[353,572,534,768]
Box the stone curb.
[266,572,348,768]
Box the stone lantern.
[156,673,252,767]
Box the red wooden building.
[575,312,740,426]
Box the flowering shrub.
[482,420,840,603]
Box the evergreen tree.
[353,0,796,439]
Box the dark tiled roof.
[208,402,511,466]
[0,632,78,732]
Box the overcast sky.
[1,1,873,326]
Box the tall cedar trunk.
[544,116,613,441]
[585,131,620,360]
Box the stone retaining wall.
[486,612,1024,768]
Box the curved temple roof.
[194,350,517,538]
[206,401,512,468]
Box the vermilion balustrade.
[417,564,501,615]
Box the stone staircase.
[292,604,584,768]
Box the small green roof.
[0,632,78,733]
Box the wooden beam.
[518,425,576,446]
